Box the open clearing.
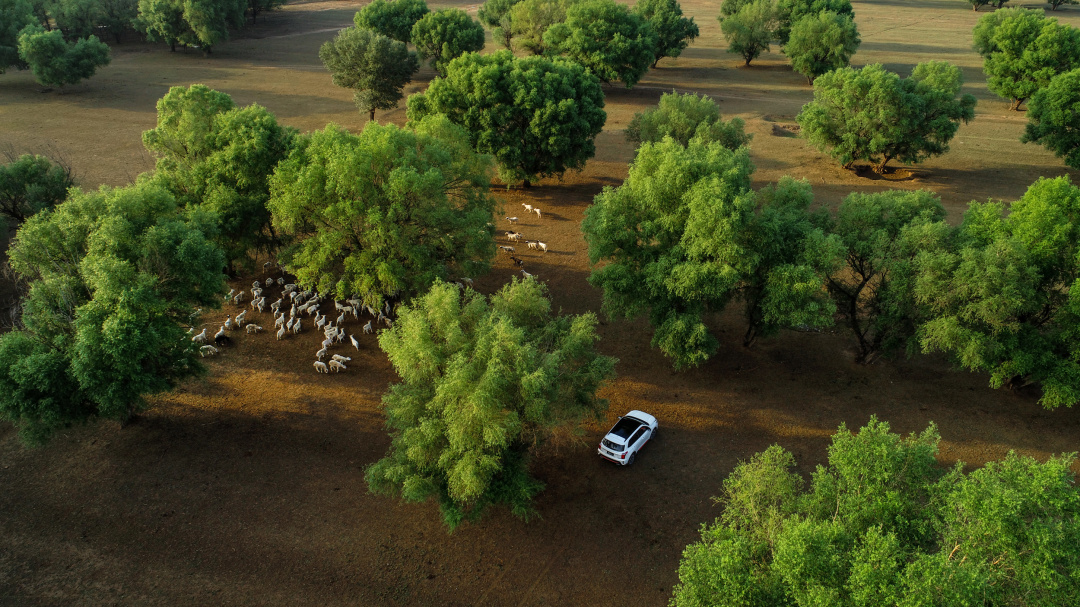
[2,1,1080,604]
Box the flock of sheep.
[186,203,552,374]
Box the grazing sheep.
[223,315,234,330]
[510,256,524,267]
[329,360,346,372]
[348,305,359,320]
[350,334,360,351]
[199,345,219,357]
[283,284,297,294]
[215,326,226,341]
[245,324,263,334]
[276,325,287,340]
[521,269,535,279]
[263,261,273,271]
[507,233,522,242]
[276,277,285,286]
[315,315,327,330]
[316,346,328,361]
[499,245,515,253]
[527,241,537,250]
[533,208,541,219]
[255,298,266,313]
[270,298,282,313]
[363,321,373,334]
[192,329,208,343]
[224,288,236,302]
[235,310,247,326]
[264,278,273,287]
[538,241,547,252]
[506,216,518,224]
[314,361,329,373]
[251,287,262,299]
[275,315,285,329]
[336,312,345,326]
[321,337,334,348]
[331,354,351,363]
[523,203,533,212]
[292,318,302,334]
[233,292,245,305]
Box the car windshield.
[601,438,624,452]
[608,417,642,440]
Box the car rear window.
[609,417,642,440]
[601,438,624,452]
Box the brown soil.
[3,1,1080,605]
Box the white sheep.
[264,278,273,287]
[461,277,473,287]
[263,261,273,271]
[314,361,329,373]
[276,325,287,340]
[331,354,351,363]
[283,284,297,294]
[499,245,515,253]
[199,345,219,357]
[255,298,266,313]
[506,216,518,224]
[192,329,208,343]
[508,233,522,242]
[533,208,541,219]
[291,318,302,334]
[315,315,327,330]
[245,324,263,334]
[321,337,334,348]
[527,241,538,250]
[523,203,533,211]
[223,315,234,331]
[235,310,247,326]
[274,315,286,329]
[328,360,346,372]
[316,346,328,361]
[252,281,261,289]
[363,320,373,334]
[233,292,245,305]
[270,298,282,313]
[224,288,235,301]
[349,305,359,320]
[276,277,285,286]
[335,312,345,326]
[538,241,548,253]
[350,334,360,351]
[214,326,226,341]
[521,269,535,279]
[251,287,262,299]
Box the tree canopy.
[319,26,419,121]
[406,50,606,187]
[1,0,35,72]
[797,61,976,172]
[135,0,248,52]
[353,0,429,44]
[0,181,225,444]
[543,0,657,87]
[784,10,861,83]
[671,418,1080,606]
[477,0,521,48]
[632,0,698,67]
[505,0,575,55]
[972,7,1080,110]
[1022,68,1080,169]
[16,24,111,88]
[625,90,750,152]
[0,153,74,232]
[142,84,297,268]
[775,0,853,45]
[915,177,1080,408]
[719,0,777,67]
[410,8,485,77]
[267,116,496,308]
[366,278,617,530]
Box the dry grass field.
[2,0,1080,604]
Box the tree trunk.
[744,56,752,66]
[1010,98,1025,111]
[875,156,892,173]
[522,178,531,189]
[743,325,758,348]
[369,109,376,122]
[170,40,176,52]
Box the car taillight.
[621,452,627,459]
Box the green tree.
[1,0,35,72]
[775,0,853,44]
[246,0,283,24]
[366,278,617,530]
[972,8,1080,110]
[319,26,419,121]
[632,0,698,67]
[626,90,750,152]
[506,0,575,55]
[136,0,246,52]
[719,0,754,17]
[0,153,74,230]
[784,10,860,83]
[797,61,976,172]
[915,177,1080,408]
[49,0,103,40]
[581,137,756,369]
[16,24,111,88]
[719,0,777,67]
[98,0,140,42]
[543,0,657,87]
[1049,0,1077,10]
[353,0,428,44]
[406,50,606,187]
[142,84,297,267]
[136,0,186,51]
[477,0,521,48]
[410,8,485,77]
[671,417,1080,606]
[969,0,992,11]
[267,116,495,308]
[1022,68,1080,169]
[0,181,225,444]
[824,189,948,363]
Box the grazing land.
[2,0,1080,604]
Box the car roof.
[607,416,643,440]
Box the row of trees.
[672,418,1080,605]
[584,91,1080,409]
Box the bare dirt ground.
[2,1,1080,605]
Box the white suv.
[598,410,658,466]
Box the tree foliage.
[366,278,617,529]
[142,84,296,267]
[0,153,74,230]
[267,116,495,309]
[1,0,35,72]
[477,0,521,48]
[1022,68,1080,169]
[136,0,247,52]
[353,0,428,44]
[916,177,1080,408]
[671,418,1080,606]
[719,0,777,67]
[784,10,860,83]
[0,181,225,444]
[505,0,575,55]
[16,24,110,87]
[410,8,485,77]
[319,26,419,121]
[543,0,657,87]
[406,50,606,187]
[1049,0,1077,10]
[797,61,976,172]
[632,0,698,67]
[775,0,853,45]
[972,7,1080,110]
[625,90,750,152]
[824,189,948,363]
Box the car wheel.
[627,452,636,466]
